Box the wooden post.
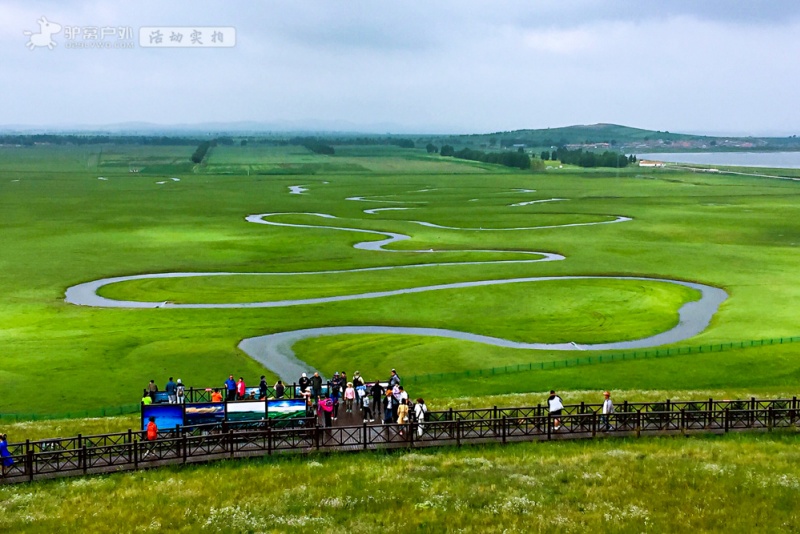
[363,422,368,450]
[456,419,462,447]
[591,411,596,438]
[26,449,34,482]
[182,435,188,463]
[267,426,272,455]
[82,446,88,474]
[502,416,507,444]
[768,406,773,432]
[228,430,234,458]
[133,439,139,470]
[724,408,729,432]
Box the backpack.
[321,399,333,413]
[418,403,428,421]
[177,385,185,398]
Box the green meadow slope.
[1,144,800,414]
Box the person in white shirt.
[547,390,564,430]
[601,391,614,431]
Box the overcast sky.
[2,1,799,135]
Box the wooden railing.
[2,397,797,485]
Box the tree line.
[542,148,636,168]
[438,145,531,170]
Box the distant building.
[639,160,665,167]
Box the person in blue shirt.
[225,375,236,401]
[0,433,14,476]
[165,377,177,404]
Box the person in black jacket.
[298,373,310,395]
[371,381,384,417]
[259,375,268,400]
[310,372,323,402]
[274,380,285,399]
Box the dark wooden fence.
[2,397,797,485]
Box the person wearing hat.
[601,391,614,431]
[176,379,185,404]
[344,382,356,413]
[298,372,310,395]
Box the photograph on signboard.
[226,400,267,422]
[268,398,307,420]
[141,404,183,431]
[184,403,225,427]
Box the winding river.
[65,190,728,381]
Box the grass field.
[1,427,799,532]
[2,144,800,415]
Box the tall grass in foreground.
[1,432,798,532]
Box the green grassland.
[2,144,800,416]
[1,429,799,532]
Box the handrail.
[2,396,797,485]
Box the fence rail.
[406,335,800,384]
[2,397,797,485]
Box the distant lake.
[636,151,800,169]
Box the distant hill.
[429,123,800,153]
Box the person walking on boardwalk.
[548,390,564,430]
[165,377,177,404]
[383,389,394,424]
[318,395,334,427]
[225,375,236,401]
[361,392,374,422]
[0,434,14,476]
[397,398,409,436]
[601,391,614,431]
[414,398,428,437]
[142,417,158,460]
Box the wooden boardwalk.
[2,398,798,485]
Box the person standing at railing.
[601,391,614,431]
[298,373,311,394]
[548,390,564,431]
[414,398,428,437]
[147,380,158,401]
[274,380,285,399]
[211,389,223,403]
[225,375,236,402]
[236,377,246,400]
[141,393,152,406]
[0,433,14,476]
[165,377,177,404]
[176,379,185,404]
[310,372,323,403]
